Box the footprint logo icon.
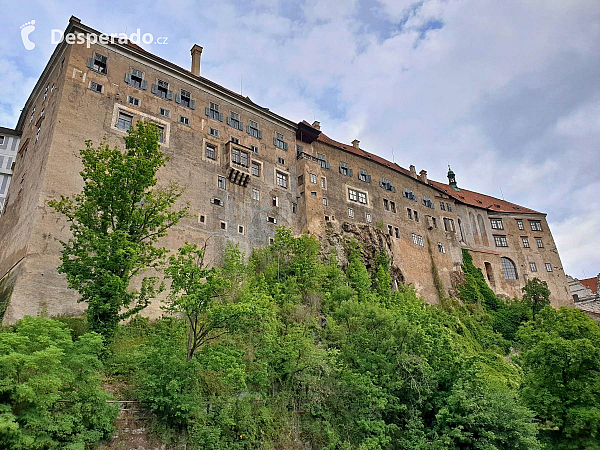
[21,20,36,50]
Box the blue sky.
[2,0,599,279]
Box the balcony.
[225,142,251,187]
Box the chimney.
[419,170,428,184]
[190,44,203,76]
[311,121,320,131]
[409,165,418,179]
[352,139,360,149]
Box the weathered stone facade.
[0,17,572,324]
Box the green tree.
[521,278,551,319]
[48,122,188,338]
[0,316,117,448]
[165,242,262,361]
[345,240,372,302]
[517,307,600,449]
[373,249,392,303]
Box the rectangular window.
[129,69,144,89]
[273,196,279,207]
[156,79,169,98]
[267,216,277,224]
[529,262,538,272]
[440,201,446,211]
[349,188,358,202]
[348,207,354,218]
[536,237,543,248]
[494,235,508,247]
[298,174,304,185]
[276,171,288,188]
[156,126,164,143]
[206,143,216,160]
[390,201,396,213]
[90,52,107,74]
[414,211,419,223]
[247,120,261,138]
[0,136,4,145]
[422,196,433,209]
[228,112,242,130]
[407,208,413,220]
[446,203,452,212]
[199,214,205,224]
[89,81,103,93]
[231,148,249,167]
[395,227,400,238]
[179,116,190,126]
[310,173,317,183]
[211,198,222,206]
[180,89,192,108]
[522,237,530,248]
[220,221,227,230]
[231,136,240,144]
[339,161,350,176]
[383,199,389,210]
[238,225,244,234]
[380,177,395,192]
[311,191,317,197]
[529,220,543,231]
[274,132,287,150]
[209,127,219,138]
[432,217,437,228]
[418,235,424,246]
[403,188,416,201]
[251,162,260,177]
[323,197,328,206]
[116,112,133,130]
[321,177,326,189]
[218,176,226,190]
[207,102,222,121]
[545,263,553,272]
[438,242,446,253]
[490,218,504,230]
[517,219,524,230]
[412,233,418,245]
[159,107,170,118]
[358,168,371,182]
[317,153,330,169]
[292,203,297,214]
[358,191,367,204]
[127,95,140,106]
[366,213,372,223]
[388,225,393,236]
[251,145,259,154]
[277,156,285,165]
[252,189,260,201]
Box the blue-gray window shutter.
[246,124,250,134]
[86,58,93,69]
[283,142,288,150]
[238,122,243,131]
[258,130,262,139]
[273,137,277,146]
[205,107,210,116]
[175,93,181,104]
[227,117,232,126]
[218,113,223,122]
[325,161,330,169]
[167,90,173,100]
[366,174,371,183]
[124,73,132,85]
[141,80,148,90]
[190,100,195,110]
[348,168,353,177]
[151,84,158,95]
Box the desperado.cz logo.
[20,21,168,50]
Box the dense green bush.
[0,316,117,449]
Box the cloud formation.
[3,0,599,278]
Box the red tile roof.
[580,277,599,293]
[312,126,542,215]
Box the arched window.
[501,257,518,280]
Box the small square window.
[251,145,259,154]
[220,221,227,230]
[529,262,537,272]
[278,156,285,165]
[545,263,553,272]
[238,225,244,234]
[251,162,260,177]
[89,81,103,93]
[522,237,530,248]
[179,116,190,126]
[323,198,328,206]
[209,128,220,138]
[267,216,277,224]
[198,214,205,223]
[311,191,317,197]
[269,237,275,245]
[231,136,240,144]
[159,107,170,118]
[438,242,446,253]
[536,238,543,248]
[156,126,165,143]
[276,171,288,189]
[211,198,222,206]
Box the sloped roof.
[311,124,542,215]
[580,277,599,293]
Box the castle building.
[0,17,572,324]
[0,127,20,215]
